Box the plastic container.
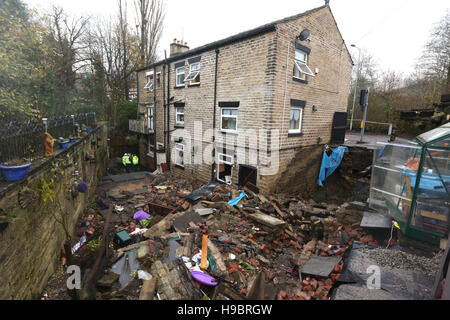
[70,138,76,143]
[0,162,32,182]
[59,140,70,149]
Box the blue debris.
[228,191,247,206]
[318,146,349,187]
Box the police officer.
[122,153,131,172]
[132,154,139,171]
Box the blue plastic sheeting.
[228,191,247,206]
[318,146,349,187]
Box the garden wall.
[0,123,108,300]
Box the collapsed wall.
[0,123,108,300]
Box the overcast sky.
[23,0,449,76]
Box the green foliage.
[140,217,152,228]
[86,237,102,252]
[36,176,55,206]
[113,99,138,135]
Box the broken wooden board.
[207,240,227,275]
[248,212,287,229]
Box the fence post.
[42,118,48,133]
[388,124,393,136]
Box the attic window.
[144,73,154,90]
[294,48,314,81]
[184,62,200,84]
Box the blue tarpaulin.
[228,191,247,206]
[318,146,349,187]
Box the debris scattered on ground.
[41,168,444,301]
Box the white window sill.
[220,130,238,135]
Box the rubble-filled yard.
[41,156,444,301]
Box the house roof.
[137,4,333,72]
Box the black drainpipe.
[162,63,166,151]
[211,48,220,181]
[153,65,157,160]
[166,51,171,165]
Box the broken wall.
[0,123,108,300]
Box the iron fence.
[0,113,96,164]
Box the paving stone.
[301,256,342,278]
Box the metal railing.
[129,119,151,134]
[0,113,96,164]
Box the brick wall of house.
[259,6,353,193]
[135,5,352,194]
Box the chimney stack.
[170,38,190,57]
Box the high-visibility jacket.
[132,155,139,166]
[122,154,131,165]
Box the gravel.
[360,248,444,278]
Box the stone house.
[131,4,353,194]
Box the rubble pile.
[52,171,389,301]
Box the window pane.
[177,74,184,85]
[222,117,237,131]
[295,49,307,62]
[290,109,300,130]
[191,63,200,71]
[222,108,237,116]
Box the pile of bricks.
[86,172,381,300]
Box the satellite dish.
[298,29,310,41]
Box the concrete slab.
[301,256,341,278]
[102,172,147,184]
[173,211,203,233]
[333,283,404,300]
[335,245,434,300]
[360,212,392,229]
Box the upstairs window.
[221,108,238,133]
[144,73,154,90]
[176,66,185,87]
[294,48,314,81]
[176,107,184,125]
[184,62,201,84]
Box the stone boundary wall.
[0,123,108,300]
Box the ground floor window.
[217,153,233,184]
[289,107,303,133]
[175,143,184,167]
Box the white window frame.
[175,107,185,125]
[217,153,233,184]
[176,66,185,87]
[220,108,238,133]
[147,106,154,131]
[144,73,154,91]
[184,62,201,84]
[175,143,184,168]
[294,49,315,80]
[289,107,303,134]
[148,141,155,157]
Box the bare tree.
[134,0,165,67]
[44,6,90,112]
[416,10,450,95]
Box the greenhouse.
[370,122,450,245]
